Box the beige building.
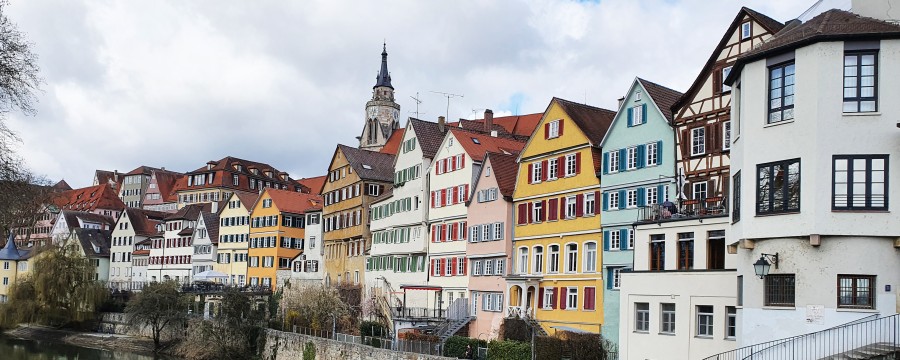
[215,191,257,286]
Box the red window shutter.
[462,258,467,275]
[575,152,582,174]
[450,223,457,241]
[528,202,534,223]
[431,259,436,275]
[432,225,438,242]
[558,120,564,136]
[451,258,457,275]
[540,200,547,221]
[538,287,545,308]
[517,203,527,225]
[441,189,447,205]
[557,157,565,178]
[544,123,550,139]
[439,258,444,276]
[560,288,568,310]
[548,198,558,221]
[461,222,467,240]
[551,288,558,309]
[585,287,595,310]
[576,194,584,217]
[430,191,435,208]
[450,187,457,205]
[542,160,549,181]
[560,197,567,219]
[464,184,469,202]
[461,156,465,169]
[528,163,534,184]
[445,158,451,172]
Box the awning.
[193,270,229,281]
[551,326,597,334]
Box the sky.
[4,0,812,188]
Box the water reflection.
[0,335,175,360]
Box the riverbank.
[4,324,167,357]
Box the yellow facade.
[247,190,304,289]
[511,100,605,334]
[0,258,30,302]
[215,192,252,286]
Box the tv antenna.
[430,90,464,120]
[410,92,424,119]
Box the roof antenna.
[410,92,424,119]
[430,90,464,120]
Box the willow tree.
[0,242,107,328]
[126,281,189,350]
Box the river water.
[0,335,174,360]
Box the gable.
[602,80,677,149]
[519,101,591,160]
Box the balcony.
[391,306,446,320]
[636,197,728,224]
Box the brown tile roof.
[124,208,168,236]
[201,211,220,244]
[637,78,684,122]
[182,156,297,193]
[72,228,111,258]
[165,203,210,221]
[264,188,323,215]
[233,191,260,211]
[60,211,115,232]
[449,128,527,163]
[126,166,161,176]
[484,152,519,198]
[408,118,448,159]
[52,183,126,213]
[52,180,72,191]
[153,171,184,203]
[672,7,785,112]
[167,175,188,202]
[492,113,543,137]
[337,144,396,183]
[380,128,406,155]
[553,97,617,146]
[727,9,900,84]
[296,176,327,195]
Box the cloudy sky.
[5,0,811,188]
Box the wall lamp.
[753,253,779,279]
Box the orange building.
[247,188,322,289]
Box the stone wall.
[260,329,454,360]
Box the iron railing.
[285,325,443,356]
[390,306,446,319]
[637,197,728,224]
[702,313,899,360]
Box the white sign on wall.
[806,305,824,324]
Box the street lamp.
[753,253,779,279]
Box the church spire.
[374,42,393,90]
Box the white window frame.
[610,231,621,250]
[691,127,706,156]
[627,147,638,170]
[609,151,619,174]
[584,242,597,273]
[533,246,544,274]
[484,259,493,275]
[723,121,731,151]
[697,306,714,337]
[722,66,733,92]
[613,267,624,289]
[518,247,529,274]
[635,302,650,332]
[532,201,544,223]
[741,22,752,40]
[548,120,560,138]
[693,182,707,201]
[565,154,577,177]
[646,142,658,166]
[632,105,644,126]
[661,303,676,334]
[565,243,578,273]
[608,192,619,210]
[584,193,596,215]
[626,189,638,208]
[548,245,560,273]
[646,186,659,206]
[565,196,577,219]
[628,228,635,249]
[543,288,554,310]
[566,287,578,310]
[547,158,558,180]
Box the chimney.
[438,116,446,133]
[484,109,494,132]
[211,201,218,213]
[618,97,625,109]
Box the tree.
[126,281,189,350]
[0,241,107,328]
[281,284,352,333]
[175,288,265,360]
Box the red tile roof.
[94,170,124,190]
[233,191,261,211]
[181,156,300,194]
[449,128,527,163]
[492,113,543,137]
[296,176,327,195]
[380,128,406,155]
[552,98,617,146]
[263,188,323,215]
[124,208,169,237]
[484,152,519,198]
[52,183,126,213]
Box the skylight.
[471,138,480,144]
[362,165,373,170]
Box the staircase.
[821,342,900,360]
[524,316,548,337]
[435,316,475,342]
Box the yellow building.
[247,188,321,289]
[214,191,258,286]
[0,232,33,303]
[321,144,394,287]
[508,98,615,335]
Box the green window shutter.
[642,103,648,123]
[627,107,633,127]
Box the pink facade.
[466,154,516,339]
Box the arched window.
[584,242,597,273]
[565,243,578,273]
[518,247,529,274]
[533,246,544,274]
[368,119,378,144]
[548,244,560,273]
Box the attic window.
[635,91,642,101]
[362,165,373,170]
[471,138,480,144]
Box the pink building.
[466,152,518,340]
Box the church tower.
[359,43,400,151]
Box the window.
[635,303,650,332]
[232,174,239,186]
[768,62,796,123]
[565,196,577,219]
[632,105,644,126]
[584,242,597,272]
[609,230,621,250]
[533,246,544,274]
[262,199,272,208]
[548,245,560,273]
[565,243,578,273]
[723,121,731,150]
[843,52,877,113]
[368,184,381,196]
[627,147,638,170]
[646,186,659,206]
[612,268,623,289]
[661,303,676,334]
[483,259,493,275]
[626,189,637,208]
[833,155,888,211]
[608,192,619,210]
[726,306,736,339]
[722,66,733,92]
[733,171,742,222]
[532,201,544,223]
[707,230,726,270]
[691,127,705,156]
[646,142,659,166]
[741,21,752,40]
[547,158,558,180]
[543,288,554,309]
[566,287,578,310]
[608,151,619,173]
[838,275,875,309]
[697,305,714,337]
[628,229,635,249]
[565,154,577,177]
[584,193,595,215]
[584,287,596,310]
[518,247,529,274]
[531,162,543,183]
[757,159,801,214]
[765,274,796,307]
[650,234,665,271]
[677,232,694,270]
[548,120,560,138]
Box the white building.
[148,203,208,283]
[131,238,152,289]
[191,211,219,277]
[50,210,114,243]
[109,208,167,290]
[727,3,900,348]
[281,208,325,287]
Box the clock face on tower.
[393,110,399,120]
[368,108,375,117]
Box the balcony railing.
[702,313,899,360]
[390,306,446,319]
[506,306,534,319]
[637,197,728,224]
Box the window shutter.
[464,184,469,202]
[542,160,549,181]
[528,202,534,223]
[540,200,547,221]
[618,149,627,171]
[430,259,435,275]
[708,179,717,199]
[560,288,568,310]
[706,124,715,155]
[637,188,646,207]
[560,197,567,219]
[462,258,467,275]
[637,145,646,168]
[548,198,558,221]
[575,152,582,174]
[517,204,527,225]
[618,190,626,209]
[603,231,610,251]
[538,288,544,308]
[528,163,534,184]
[450,187,457,205]
[558,120,564,136]
[657,140,664,163]
[606,268,613,289]
[619,229,629,249]
[642,103,648,123]
[576,194,584,217]
[544,123,550,139]
[602,152,609,175]
[585,287,594,310]
[680,129,690,158]
[451,258,457,275]
[627,107,633,127]
[461,222,467,241]
[441,189,447,205]
[461,156,465,169]
[551,288,558,309]
[657,185,666,202]
[441,258,446,276]
[602,193,609,211]
[557,157,565,178]
[449,223,457,241]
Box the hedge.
[444,336,487,358]
[487,340,530,360]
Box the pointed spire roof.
[0,232,26,260]
[374,43,393,89]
